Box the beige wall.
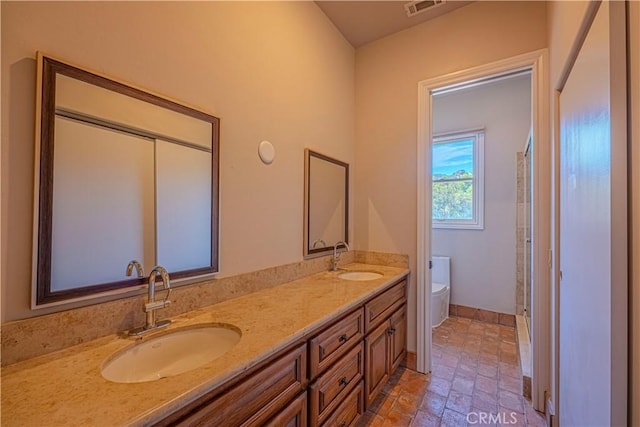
[1,1,355,321]
[547,1,591,88]
[354,1,547,352]
[432,75,532,315]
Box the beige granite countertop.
[1,263,409,427]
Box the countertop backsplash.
[1,250,408,366]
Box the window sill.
[432,221,484,230]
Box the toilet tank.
[431,256,450,286]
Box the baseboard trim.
[449,303,516,327]
[402,351,417,371]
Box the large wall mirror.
[33,53,219,306]
[303,149,349,258]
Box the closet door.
[51,117,155,290]
[155,139,212,273]
[558,1,627,425]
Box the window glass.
[432,131,484,229]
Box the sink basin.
[101,324,241,383]
[338,271,383,281]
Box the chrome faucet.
[126,260,145,278]
[128,265,172,336]
[331,241,350,271]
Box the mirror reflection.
[304,149,349,258]
[34,54,219,306]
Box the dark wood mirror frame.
[303,149,349,258]
[34,54,220,305]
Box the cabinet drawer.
[320,380,364,427]
[309,308,364,378]
[170,343,307,427]
[364,280,406,332]
[309,342,364,426]
[264,392,307,427]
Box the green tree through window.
[432,131,484,229]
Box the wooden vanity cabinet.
[364,304,407,407]
[308,308,365,426]
[389,304,407,373]
[309,342,364,426]
[159,277,407,427]
[319,381,364,427]
[160,343,307,427]
[364,320,391,407]
[264,392,308,427]
[364,280,406,332]
[363,280,408,408]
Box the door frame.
[416,49,550,412]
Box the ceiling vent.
[404,0,446,17]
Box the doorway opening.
[416,50,550,413]
[430,69,533,398]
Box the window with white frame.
[432,129,484,229]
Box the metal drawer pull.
[339,376,348,387]
[339,334,348,343]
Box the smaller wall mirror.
[303,149,349,258]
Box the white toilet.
[431,256,451,328]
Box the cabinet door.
[364,321,390,407]
[389,305,407,374]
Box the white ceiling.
[315,1,474,48]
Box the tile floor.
[361,316,547,426]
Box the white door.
[559,1,627,425]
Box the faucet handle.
[144,299,171,312]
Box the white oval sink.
[338,271,383,281]
[101,324,241,383]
